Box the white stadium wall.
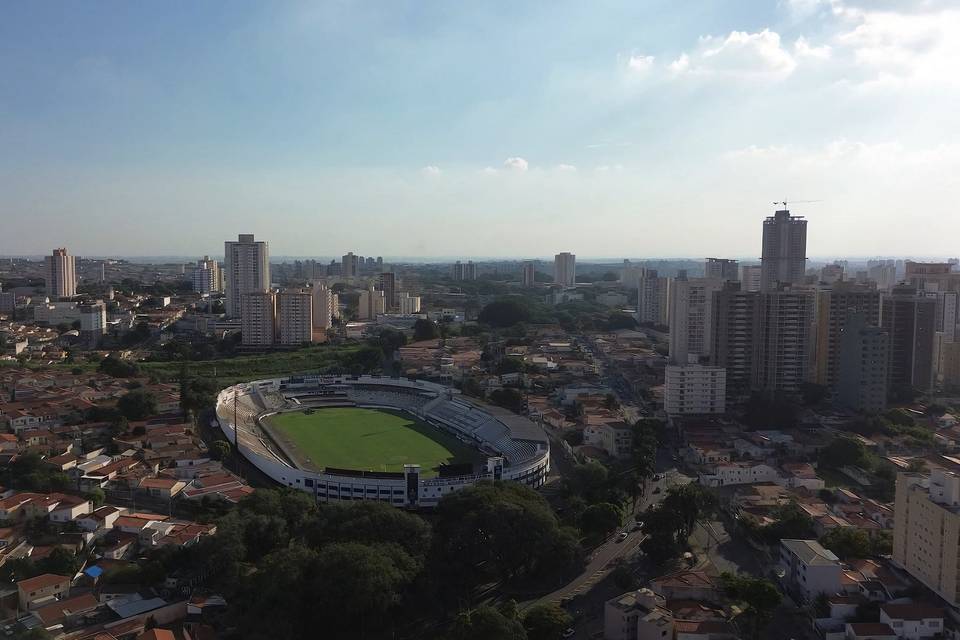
[215,375,550,508]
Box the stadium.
[214,375,550,508]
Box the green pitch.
[266,407,481,477]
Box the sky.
[1,0,958,259]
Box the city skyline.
[3,1,959,257]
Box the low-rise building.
[878,604,944,640]
[604,588,673,640]
[18,573,71,610]
[779,539,844,601]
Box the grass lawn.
[266,407,481,477]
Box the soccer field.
[265,407,481,477]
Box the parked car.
[616,532,628,542]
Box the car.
[562,629,575,638]
[632,521,643,531]
[616,532,628,542]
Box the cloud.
[723,139,960,171]
[503,157,529,172]
[481,166,498,175]
[420,165,441,176]
[626,54,655,73]
[669,29,797,79]
[556,164,577,172]
[794,36,831,59]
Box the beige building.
[358,286,385,320]
[224,234,270,318]
[192,256,222,294]
[553,253,576,287]
[398,292,421,315]
[240,291,276,347]
[45,248,77,300]
[669,277,724,365]
[311,282,340,330]
[277,289,313,345]
[893,470,960,607]
[813,283,881,387]
[664,365,726,417]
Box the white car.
[616,532,628,542]
[562,629,575,638]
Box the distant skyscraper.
[451,261,477,281]
[669,277,724,365]
[398,292,421,314]
[276,289,314,345]
[379,272,397,310]
[224,234,270,318]
[740,265,762,292]
[704,258,739,282]
[836,313,889,412]
[521,261,537,287]
[760,208,807,291]
[553,253,576,287]
[883,285,937,393]
[45,248,77,300]
[342,252,360,278]
[192,256,222,295]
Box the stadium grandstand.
[215,375,550,509]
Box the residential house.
[845,623,897,640]
[604,588,674,640]
[878,604,944,640]
[17,573,71,610]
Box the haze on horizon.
[2,0,958,258]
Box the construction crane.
[773,199,822,209]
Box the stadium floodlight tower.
[404,464,421,508]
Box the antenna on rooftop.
[773,199,822,209]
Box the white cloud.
[556,164,577,172]
[481,166,498,175]
[794,36,831,59]
[503,157,529,172]
[421,165,441,176]
[626,54,655,73]
[669,29,797,79]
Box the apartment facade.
[669,277,724,365]
[311,283,340,330]
[192,256,222,294]
[664,365,726,417]
[276,289,313,345]
[224,234,270,318]
[760,209,807,292]
[521,261,537,287]
[240,291,276,347]
[754,288,814,397]
[836,313,889,412]
[882,286,937,393]
[553,253,576,287]
[705,258,739,281]
[893,470,960,608]
[814,283,882,388]
[45,248,77,300]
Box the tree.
[117,389,158,420]
[718,572,781,640]
[523,603,572,640]
[85,488,106,508]
[818,437,867,470]
[37,547,80,576]
[99,355,140,378]
[180,376,218,416]
[819,528,872,560]
[605,312,637,331]
[210,440,232,462]
[306,501,431,560]
[580,503,622,538]
[490,388,524,413]
[799,382,829,406]
[478,299,531,328]
[451,606,528,640]
[413,318,439,341]
[759,502,816,544]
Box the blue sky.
[2,1,958,258]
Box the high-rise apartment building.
[276,289,314,345]
[740,265,762,292]
[224,234,270,318]
[867,260,898,290]
[704,258,739,282]
[342,252,360,278]
[819,263,844,284]
[78,301,107,348]
[893,470,960,608]
[240,291,276,347]
[398,292,421,314]
[669,277,724,365]
[836,313,889,412]
[358,286,385,320]
[882,286,937,393]
[192,256,222,295]
[710,283,760,401]
[754,288,815,396]
[311,283,340,330]
[521,261,537,287]
[760,209,807,291]
[45,248,77,300]
[813,283,882,387]
[451,261,477,281]
[905,261,960,292]
[664,365,727,416]
[638,269,671,326]
[378,272,397,311]
[553,253,576,287]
